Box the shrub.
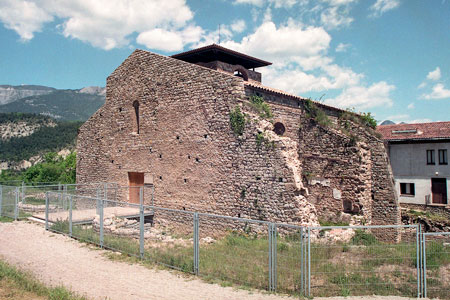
[339,108,377,130]
[303,98,331,127]
[351,229,377,246]
[249,96,272,119]
[229,106,245,136]
[360,112,377,129]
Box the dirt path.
[0,221,424,300]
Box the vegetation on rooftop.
[303,98,332,127]
[248,95,273,119]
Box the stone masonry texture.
[77,49,401,240]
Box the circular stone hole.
[273,122,286,136]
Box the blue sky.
[0,0,449,123]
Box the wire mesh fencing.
[198,213,271,290]
[423,232,450,299]
[35,190,450,299]
[0,185,19,219]
[0,182,154,221]
[306,225,421,298]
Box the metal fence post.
[423,234,427,298]
[193,212,199,275]
[416,224,420,297]
[268,223,277,292]
[300,227,304,296]
[418,225,423,298]
[99,197,104,248]
[45,192,49,230]
[307,227,311,298]
[139,187,144,259]
[69,195,73,237]
[273,224,277,291]
[0,185,3,217]
[268,223,272,291]
[21,181,25,204]
[14,187,19,220]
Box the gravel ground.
[0,221,428,300]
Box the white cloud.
[335,42,350,52]
[426,67,441,81]
[136,27,204,52]
[0,0,53,41]
[234,0,265,6]
[320,6,353,29]
[407,119,432,124]
[417,82,427,89]
[422,83,450,100]
[369,0,400,18]
[218,21,393,111]
[386,114,409,121]
[0,0,195,50]
[384,114,432,124]
[407,103,415,109]
[221,21,331,64]
[325,81,395,109]
[230,20,246,33]
[322,0,358,5]
[270,0,298,8]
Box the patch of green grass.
[0,216,14,222]
[318,219,350,227]
[425,241,450,269]
[23,197,46,205]
[0,259,87,300]
[407,209,449,223]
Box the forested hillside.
[0,113,82,162]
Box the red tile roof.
[377,121,450,141]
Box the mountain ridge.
[0,85,105,121]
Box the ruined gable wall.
[243,87,400,229]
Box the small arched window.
[273,122,286,136]
[232,66,249,81]
[132,100,140,134]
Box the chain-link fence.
[306,225,421,298]
[5,187,448,299]
[423,232,450,299]
[0,185,19,219]
[0,183,154,221]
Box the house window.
[439,149,448,165]
[400,183,415,196]
[427,150,435,165]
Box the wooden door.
[128,172,144,204]
[431,178,447,204]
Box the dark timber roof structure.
[171,44,272,69]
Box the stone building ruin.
[76,44,400,236]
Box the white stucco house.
[378,122,449,207]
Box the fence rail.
[1,185,449,298]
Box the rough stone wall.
[77,49,400,237]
